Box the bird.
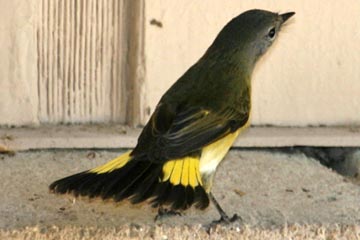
[50,9,295,223]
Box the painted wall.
[0,0,39,125]
[1,1,360,126]
[145,1,360,126]
[0,0,131,125]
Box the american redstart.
[50,9,295,223]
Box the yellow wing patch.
[161,157,203,188]
[90,151,132,174]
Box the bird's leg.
[154,206,182,222]
[209,192,241,224]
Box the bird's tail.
[49,151,209,210]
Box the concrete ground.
[1,148,360,239]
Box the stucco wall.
[0,0,39,125]
[1,1,360,126]
[145,1,360,126]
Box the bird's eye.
[268,28,276,39]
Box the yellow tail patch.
[90,151,132,174]
[161,157,203,188]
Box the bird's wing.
[132,101,249,161]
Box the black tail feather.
[113,162,152,201]
[130,165,162,204]
[152,181,172,207]
[99,161,138,199]
[185,186,195,208]
[50,160,209,210]
[151,181,209,210]
[194,186,210,209]
[169,185,187,209]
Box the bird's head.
[205,9,295,69]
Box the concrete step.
[1,125,360,151]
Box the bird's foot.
[205,213,242,234]
[212,213,240,225]
[154,207,182,222]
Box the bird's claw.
[212,213,241,225]
[205,213,242,234]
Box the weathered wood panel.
[37,0,133,123]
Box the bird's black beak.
[280,12,295,23]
